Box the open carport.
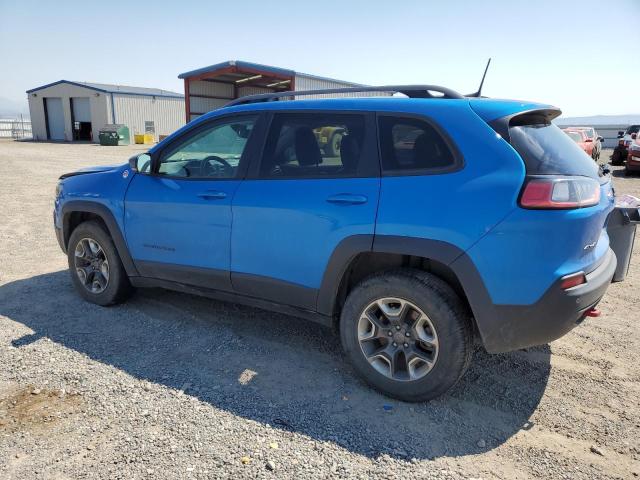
[179,60,361,122]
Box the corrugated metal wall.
[294,74,358,98]
[294,74,356,91]
[113,94,185,138]
[237,85,272,96]
[185,73,391,119]
[294,74,391,98]
[188,80,234,120]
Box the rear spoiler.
[488,108,562,141]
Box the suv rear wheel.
[67,220,133,306]
[340,269,472,401]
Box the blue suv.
[54,85,618,401]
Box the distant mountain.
[555,114,640,126]
[0,97,29,119]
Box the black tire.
[67,220,133,306]
[340,269,473,402]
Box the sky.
[1,0,639,117]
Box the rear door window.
[508,122,600,178]
[259,113,368,178]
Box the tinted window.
[260,113,366,178]
[378,116,456,173]
[509,122,599,178]
[157,116,256,178]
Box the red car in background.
[568,126,602,161]
[563,128,594,159]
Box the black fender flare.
[61,200,139,276]
[316,234,496,347]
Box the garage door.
[45,97,65,140]
[71,97,91,122]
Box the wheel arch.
[318,235,495,342]
[61,201,138,276]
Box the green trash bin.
[98,124,130,146]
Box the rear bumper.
[480,248,617,353]
[626,155,640,171]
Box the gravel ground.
[0,140,638,480]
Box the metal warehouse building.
[179,60,362,122]
[26,80,185,142]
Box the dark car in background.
[619,124,640,148]
[614,125,640,167]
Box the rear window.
[509,122,599,178]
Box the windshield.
[509,122,599,178]
[626,125,640,135]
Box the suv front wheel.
[67,220,133,306]
[340,269,473,401]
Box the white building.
[179,60,364,122]
[26,80,185,142]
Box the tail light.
[520,177,600,209]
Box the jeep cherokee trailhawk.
[54,85,619,401]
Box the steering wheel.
[200,155,233,176]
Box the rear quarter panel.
[374,100,526,253]
[465,182,614,305]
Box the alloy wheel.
[74,237,110,294]
[357,297,439,381]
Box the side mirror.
[129,153,152,173]
[597,136,604,142]
[618,131,624,138]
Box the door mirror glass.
[130,153,152,173]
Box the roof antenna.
[467,58,491,97]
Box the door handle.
[197,190,227,200]
[326,193,368,205]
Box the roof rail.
[224,84,464,107]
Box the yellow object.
[134,133,154,144]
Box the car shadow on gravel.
[611,168,637,178]
[2,271,551,461]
